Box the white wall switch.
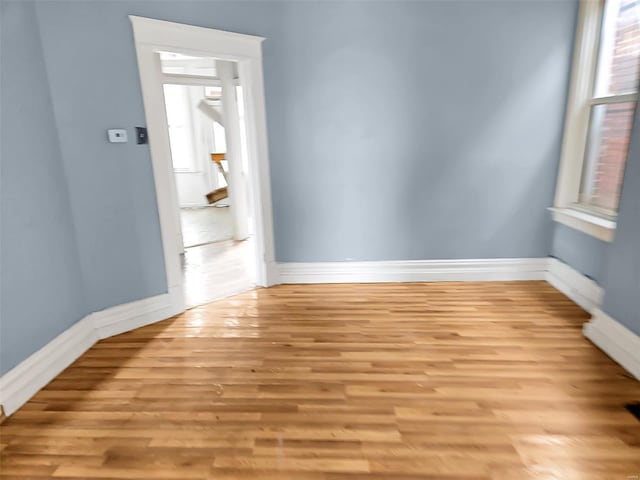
[107,129,128,143]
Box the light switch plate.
[107,129,128,143]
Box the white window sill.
[550,207,616,242]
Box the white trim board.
[545,257,603,313]
[0,290,182,416]
[584,309,640,381]
[278,258,549,284]
[550,207,615,243]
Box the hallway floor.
[1,282,639,479]
[182,238,255,309]
[180,206,233,248]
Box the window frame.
[553,0,638,242]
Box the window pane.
[163,84,196,171]
[159,51,217,77]
[594,0,640,97]
[580,102,636,212]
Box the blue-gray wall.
[0,1,88,374]
[271,0,577,261]
[600,104,640,336]
[33,0,578,265]
[1,0,578,373]
[551,224,609,283]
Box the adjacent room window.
[163,84,198,172]
[553,0,639,240]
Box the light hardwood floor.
[1,282,639,479]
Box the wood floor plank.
[1,281,639,480]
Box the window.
[163,84,197,172]
[553,0,640,241]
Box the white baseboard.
[277,258,549,284]
[278,257,605,314]
[0,256,617,417]
[179,203,212,208]
[0,315,98,417]
[584,309,640,380]
[92,289,182,339]
[0,289,182,416]
[546,257,603,313]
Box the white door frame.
[130,16,278,313]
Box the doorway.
[131,16,277,314]
[161,53,255,307]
